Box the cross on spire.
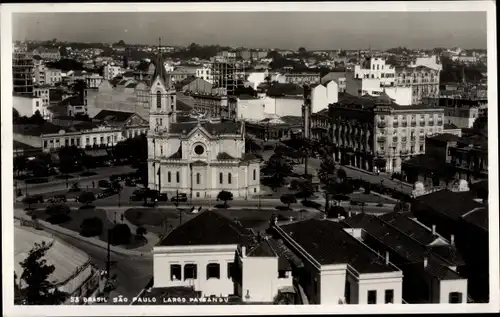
[158,37,162,51]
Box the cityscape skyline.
[13,11,487,50]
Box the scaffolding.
[210,52,245,96]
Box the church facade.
[147,53,261,199]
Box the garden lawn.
[28,207,144,248]
[124,207,318,234]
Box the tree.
[217,190,234,207]
[45,204,70,217]
[80,217,103,237]
[318,157,337,212]
[110,223,132,245]
[31,110,45,125]
[298,180,315,201]
[245,136,261,153]
[58,146,84,174]
[327,206,346,219]
[262,153,293,179]
[337,168,347,181]
[472,114,487,131]
[136,227,147,240]
[78,191,96,207]
[280,194,297,209]
[14,156,28,177]
[18,242,68,304]
[22,196,39,210]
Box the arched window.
[184,264,197,280]
[167,171,171,183]
[156,91,161,109]
[176,171,180,183]
[206,263,220,279]
[219,172,223,184]
[253,169,256,181]
[196,173,200,185]
[228,173,232,184]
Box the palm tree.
[318,156,337,212]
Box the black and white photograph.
[1,1,498,315]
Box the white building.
[147,53,261,199]
[236,95,304,122]
[246,71,268,90]
[361,78,413,106]
[410,55,442,72]
[84,73,104,88]
[310,80,339,114]
[195,67,214,84]
[164,62,175,72]
[46,68,62,85]
[13,94,44,117]
[103,65,123,80]
[34,85,51,110]
[152,210,293,302]
[354,57,396,87]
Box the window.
[194,145,204,155]
[184,264,197,280]
[278,270,288,279]
[43,140,48,148]
[156,91,161,109]
[367,290,377,304]
[86,137,90,145]
[70,138,75,146]
[107,136,111,144]
[449,292,463,303]
[196,173,200,185]
[253,169,256,181]
[419,145,424,152]
[170,264,181,281]
[160,145,163,155]
[219,172,223,184]
[196,192,200,198]
[206,263,220,279]
[228,173,232,184]
[167,171,171,183]
[76,138,80,146]
[100,136,104,144]
[65,139,69,147]
[385,290,394,303]
[227,262,235,279]
[176,171,180,183]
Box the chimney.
[241,246,246,257]
[450,234,455,246]
[385,251,390,265]
[423,257,428,268]
[431,224,436,235]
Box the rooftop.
[93,109,136,123]
[156,210,255,247]
[415,189,484,221]
[462,207,488,232]
[278,219,399,273]
[444,123,459,130]
[428,133,460,143]
[169,119,242,136]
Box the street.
[54,232,152,303]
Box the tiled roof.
[170,120,242,136]
[379,213,437,246]
[343,214,462,279]
[247,240,275,257]
[462,207,488,231]
[415,189,484,220]
[13,140,37,150]
[157,210,255,247]
[429,245,465,266]
[428,133,460,142]
[278,219,398,273]
[93,110,135,123]
[14,123,63,136]
[241,153,260,162]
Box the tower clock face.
[194,145,205,155]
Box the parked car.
[171,193,188,203]
[48,195,67,203]
[97,189,116,199]
[98,180,111,188]
[158,193,169,202]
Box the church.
[147,53,261,199]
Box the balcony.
[376,136,386,143]
[392,137,398,143]
[437,120,443,126]
[428,120,434,126]
[419,136,425,141]
[376,150,386,157]
[419,121,425,127]
[410,121,417,127]
[410,136,416,142]
[400,149,409,156]
[401,137,407,143]
[393,122,399,128]
[377,121,386,128]
[402,122,408,127]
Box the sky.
[12,11,488,50]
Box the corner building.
[147,53,260,199]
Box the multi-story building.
[185,91,236,120]
[103,64,123,80]
[394,66,440,104]
[13,48,34,97]
[410,55,443,72]
[276,72,321,85]
[449,133,488,181]
[354,57,396,87]
[443,106,480,129]
[147,52,260,199]
[84,73,104,89]
[41,121,125,151]
[46,68,62,85]
[33,85,51,110]
[195,67,214,84]
[32,46,61,61]
[328,93,444,173]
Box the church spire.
[151,36,171,87]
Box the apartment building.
[195,67,214,84]
[13,49,34,96]
[13,94,44,118]
[328,93,444,173]
[103,64,123,80]
[354,57,396,87]
[33,85,51,109]
[185,91,236,120]
[394,66,440,104]
[276,72,321,85]
[443,106,480,129]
